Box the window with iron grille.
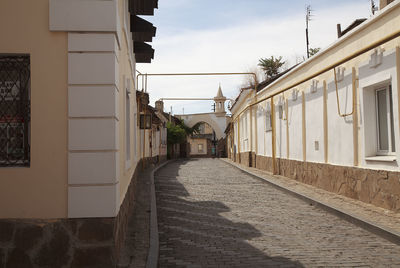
[0,55,30,167]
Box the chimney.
[155,100,164,112]
[337,24,342,38]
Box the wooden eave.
[130,0,158,16]
[134,42,154,63]
[131,15,156,42]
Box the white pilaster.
[50,0,122,218]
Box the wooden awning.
[131,15,156,42]
[134,42,154,63]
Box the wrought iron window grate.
[0,55,30,167]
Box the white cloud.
[138,2,370,114]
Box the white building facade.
[228,0,400,213]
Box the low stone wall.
[0,159,164,267]
[254,155,400,212]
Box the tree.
[166,119,200,145]
[167,119,201,159]
[258,56,285,79]
[309,47,321,57]
[166,122,186,145]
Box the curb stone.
[146,160,173,268]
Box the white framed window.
[198,144,204,153]
[375,85,395,155]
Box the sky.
[137,0,373,115]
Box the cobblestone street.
[155,159,400,267]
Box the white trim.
[365,155,396,162]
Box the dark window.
[0,55,30,167]
[139,114,151,129]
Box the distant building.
[177,85,230,157]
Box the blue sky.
[138,0,372,115]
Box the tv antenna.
[371,0,378,15]
[305,5,313,59]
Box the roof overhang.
[129,0,158,16]
[131,15,156,42]
[134,42,154,63]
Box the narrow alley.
[155,159,400,267]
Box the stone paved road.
[155,159,400,268]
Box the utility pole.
[305,5,313,59]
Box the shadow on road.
[155,159,304,267]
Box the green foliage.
[258,56,285,79]
[166,119,201,145]
[309,47,321,57]
[167,122,186,145]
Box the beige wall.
[189,138,208,155]
[0,0,68,218]
[117,0,140,207]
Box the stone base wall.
[250,152,256,168]
[254,155,400,212]
[239,152,251,167]
[255,155,275,173]
[0,158,164,267]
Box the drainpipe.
[271,97,277,175]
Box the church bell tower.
[214,84,226,117]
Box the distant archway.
[180,113,227,140]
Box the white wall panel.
[68,53,118,85]
[305,88,324,163]
[68,86,119,118]
[327,72,354,166]
[275,105,287,159]
[69,118,119,150]
[68,33,118,52]
[288,97,303,160]
[68,152,119,184]
[68,184,119,218]
[50,0,117,32]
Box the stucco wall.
[0,0,68,218]
[305,86,324,163]
[326,72,354,166]
[288,96,303,161]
